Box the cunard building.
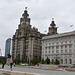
[42,19,75,66]
[12,8,44,62]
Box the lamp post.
[0,48,2,56]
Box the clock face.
[26,21,29,25]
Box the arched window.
[61,59,63,64]
[69,59,72,64]
[65,59,67,64]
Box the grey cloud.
[0,0,75,55]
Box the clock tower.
[20,7,30,25]
[12,7,45,61]
[48,18,58,35]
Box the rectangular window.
[57,39,58,41]
[45,56,47,58]
[65,45,67,48]
[56,46,59,49]
[65,55,67,57]
[69,49,72,53]
[74,60,75,63]
[49,43,51,46]
[45,47,47,50]
[69,55,72,57]
[52,43,54,46]
[74,40,75,43]
[52,50,54,53]
[69,41,71,44]
[49,51,50,54]
[65,50,67,53]
[61,50,63,53]
[52,55,54,58]
[57,55,59,57]
[61,42,63,45]
[46,44,47,46]
[56,50,59,53]
[65,41,67,44]
[61,55,63,57]
[45,51,47,54]
[56,55,59,57]
[69,45,72,48]
[61,46,63,49]
[52,46,54,49]
[57,42,59,45]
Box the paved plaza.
[0,72,10,75]
[0,65,75,75]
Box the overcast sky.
[0,0,75,56]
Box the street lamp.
[0,48,2,56]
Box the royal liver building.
[12,8,44,61]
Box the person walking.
[2,62,5,69]
[10,62,13,71]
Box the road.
[0,65,75,75]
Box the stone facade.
[48,18,57,35]
[12,8,44,62]
[42,20,75,66]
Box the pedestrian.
[2,62,5,69]
[10,62,13,71]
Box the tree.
[20,59,27,63]
[14,58,20,64]
[0,59,6,64]
[51,59,54,64]
[41,59,45,64]
[45,57,50,64]
[24,59,27,63]
[21,58,24,63]
[27,59,29,64]
[31,58,40,65]
[17,58,20,64]
[54,59,60,65]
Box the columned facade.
[42,20,75,66]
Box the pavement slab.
[3,73,10,75]
[0,72,10,75]
[0,69,45,75]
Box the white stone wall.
[42,31,75,66]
